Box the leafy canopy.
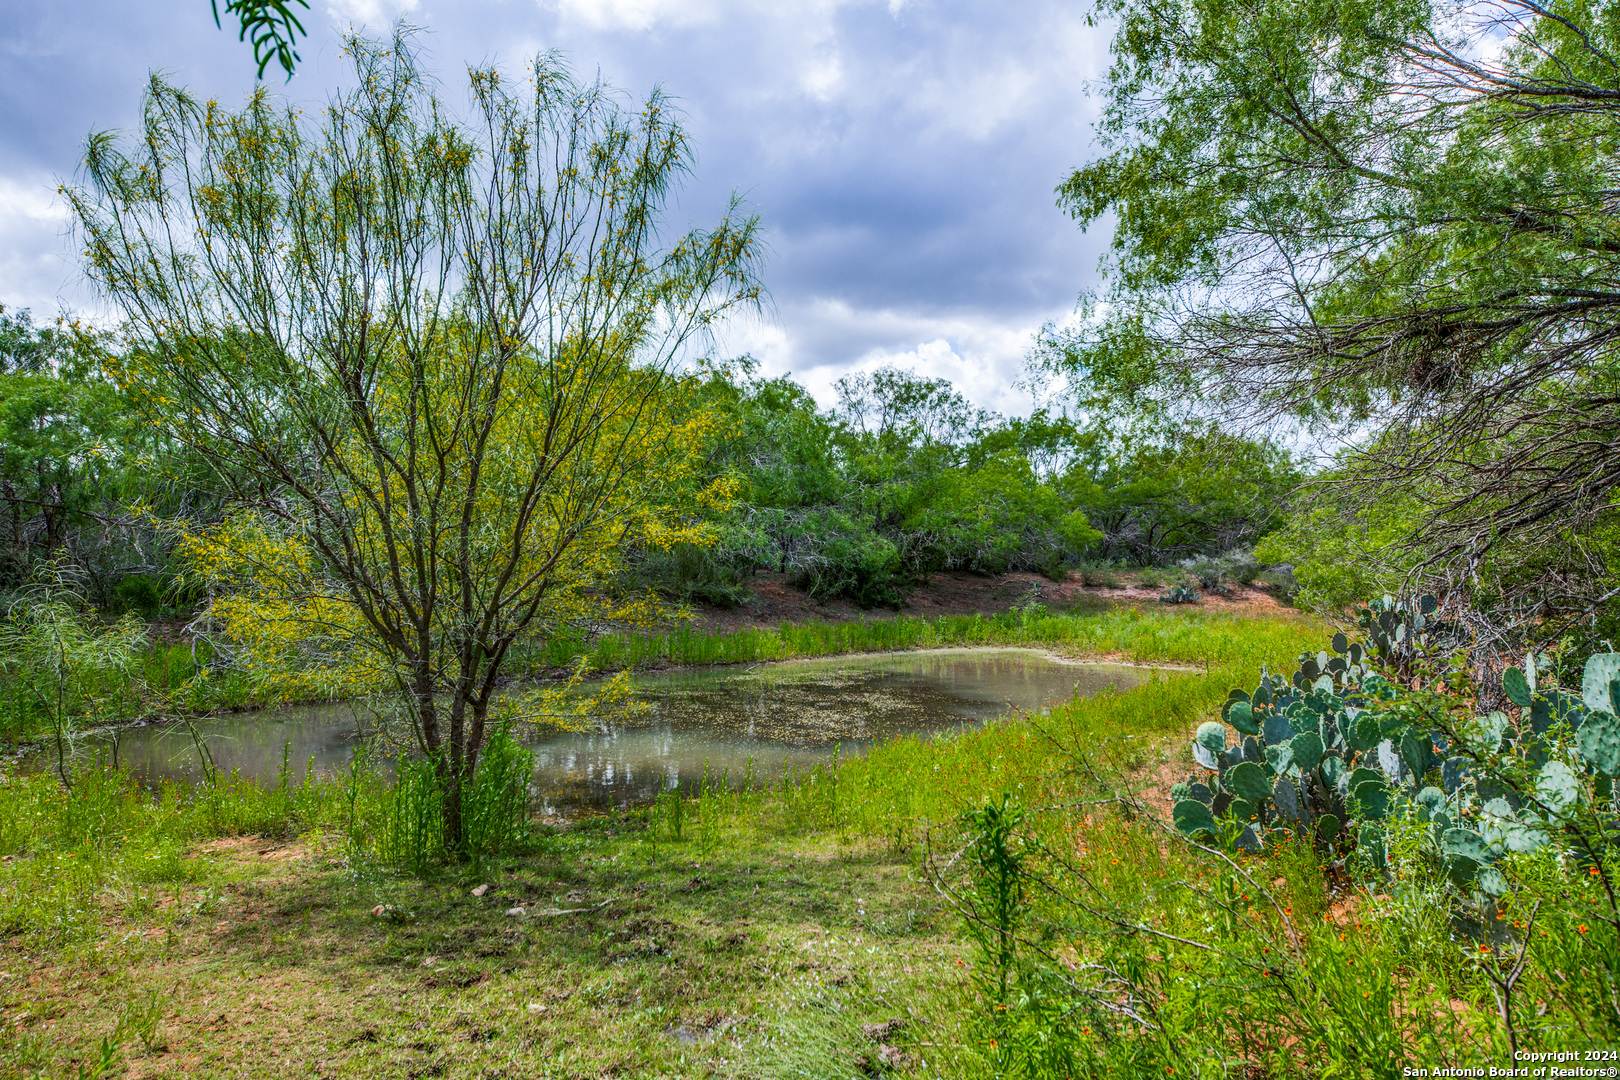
[1048,0,1620,627]
[65,31,763,845]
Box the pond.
[49,648,1151,812]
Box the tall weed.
[362,727,536,870]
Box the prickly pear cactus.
[1224,761,1272,804]
[1177,616,1397,846]
[1174,594,1620,895]
[1578,709,1620,777]
[1583,653,1620,715]
[1173,799,1218,839]
[1193,722,1226,771]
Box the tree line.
[0,307,1299,619]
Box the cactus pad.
[1225,761,1273,804]
[1535,760,1580,813]
[1400,729,1435,777]
[1350,710,1380,751]
[1354,779,1390,820]
[1441,826,1489,864]
[1173,799,1218,838]
[1578,709,1620,776]
[1262,709,1292,746]
[1273,775,1304,824]
[1290,731,1324,771]
[1584,653,1620,714]
[1503,666,1532,708]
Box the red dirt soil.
[682,569,1291,635]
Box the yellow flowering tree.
[65,30,763,850]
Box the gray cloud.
[0,0,1112,410]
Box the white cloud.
[710,314,795,377]
[544,0,726,32]
[0,172,79,316]
[0,0,1116,396]
[325,0,418,28]
[711,297,1056,416]
[800,42,844,102]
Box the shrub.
[786,512,910,609]
[622,542,751,609]
[1036,550,1071,582]
[114,574,164,619]
[1172,594,1620,1047]
[1077,561,1121,588]
[1219,548,1262,585]
[1135,566,1173,588]
[1258,564,1299,598]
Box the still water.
[59,648,1149,812]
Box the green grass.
[13,604,1602,1077]
[0,605,1322,1077]
[519,603,1322,674]
[820,608,1323,844]
[0,764,974,1079]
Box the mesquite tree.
[67,30,763,849]
[1046,0,1620,644]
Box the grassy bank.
[0,639,259,745]
[517,602,1314,673]
[0,605,1327,1079]
[1,600,1312,746]
[11,604,1590,1077]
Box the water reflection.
[43,648,1149,812]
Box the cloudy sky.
[0,0,1113,413]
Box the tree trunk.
[442,769,465,859]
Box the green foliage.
[931,798,1458,1078]
[691,366,1103,605]
[363,730,536,872]
[619,541,751,609]
[0,308,174,608]
[112,574,162,619]
[0,565,147,780]
[786,511,909,609]
[0,763,332,942]
[1254,480,1431,613]
[1046,0,1620,634]
[1186,548,1262,590]
[1172,595,1465,859]
[1169,591,1620,1049]
[519,603,1319,682]
[706,598,1620,1066]
[70,30,764,855]
[1074,560,1120,587]
[816,611,1323,844]
[670,363,1295,608]
[1134,566,1177,588]
[211,0,310,79]
[1055,426,1301,565]
[116,990,167,1053]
